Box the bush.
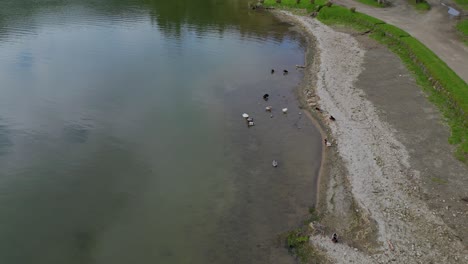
[350,7,356,12]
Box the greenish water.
[0,0,322,263]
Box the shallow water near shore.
[0,0,322,263]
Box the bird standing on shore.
[331,233,338,243]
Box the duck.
[265,106,272,112]
[263,94,269,100]
[331,233,338,243]
[283,69,289,74]
[271,69,275,74]
[272,160,278,167]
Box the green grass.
[431,177,448,184]
[284,228,322,263]
[407,0,431,11]
[453,0,468,10]
[317,5,385,30]
[263,1,468,161]
[355,0,386,7]
[263,0,326,12]
[457,19,468,37]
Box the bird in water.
[283,69,289,75]
[271,69,275,74]
[263,94,269,101]
[272,160,278,167]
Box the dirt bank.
[274,10,468,263]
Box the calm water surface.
[0,0,322,263]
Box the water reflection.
[0,1,320,263]
[0,0,302,44]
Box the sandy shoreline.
[272,10,468,263]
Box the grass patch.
[276,207,325,263]
[355,0,386,7]
[316,5,384,31]
[456,19,468,44]
[453,0,468,10]
[457,20,468,35]
[263,2,468,161]
[431,177,448,184]
[263,0,326,12]
[407,0,431,11]
[283,228,325,263]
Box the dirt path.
[333,0,468,83]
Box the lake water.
[0,0,322,263]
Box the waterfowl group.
[242,65,338,169]
[270,68,289,75]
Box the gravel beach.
[274,10,468,263]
